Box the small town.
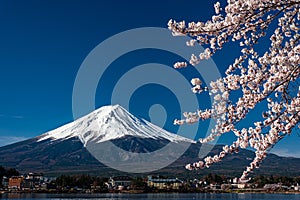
[1,169,300,194]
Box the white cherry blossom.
[169,0,300,180]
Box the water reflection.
[0,193,300,200]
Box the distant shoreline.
[2,190,300,195]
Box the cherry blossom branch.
[169,0,300,181]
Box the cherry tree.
[168,0,300,180]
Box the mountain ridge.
[1,137,300,178]
[0,105,299,177]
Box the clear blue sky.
[0,0,298,157]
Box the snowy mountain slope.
[1,105,300,175]
[37,105,195,146]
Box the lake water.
[1,193,300,200]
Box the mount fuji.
[37,104,194,147]
[1,105,300,177]
[0,105,196,174]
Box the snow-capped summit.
[37,104,195,146]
